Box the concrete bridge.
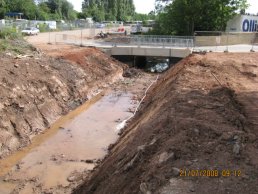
[27,29,258,57]
[105,46,192,58]
[54,34,194,58]
[53,33,258,56]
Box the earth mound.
[75,53,258,194]
[0,40,124,158]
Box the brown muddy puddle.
[0,91,136,193]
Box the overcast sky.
[68,0,258,15]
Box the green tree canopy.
[82,0,135,22]
[43,0,76,20]
[0,0,76,20]
[154,0,249,35]
[0,0,7,18]
[5,0,38,19]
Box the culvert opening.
[112,55,182,73]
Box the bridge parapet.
[54,33,194,49]
[111,47,192,58]
[129,35,194,48]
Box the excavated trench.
[12,34,258,194]
[75,53,258,194]
[2,40,258,194]
[0,91,139,193]
[0,77,157,193]
[0,41,158,193]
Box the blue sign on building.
[242,19,257,32]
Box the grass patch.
[0,28,34,54]
[0,27,22,39]
[0,39,22,54]
[0,38,33,54]
[0,39,9,51]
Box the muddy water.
[0,91,136,193]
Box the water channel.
[0,91,137,193]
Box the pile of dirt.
[75,53,258,194]
[123,68,142,78]
[0,40,124,158]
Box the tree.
[1,0,77,20]
[82,0,135,21]
[154,0,249,35]
[5,0,38,19]
[61,0,76,20]
[37,0,76,20]
[0,0,7,19]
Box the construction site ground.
[75,52,258,194]
[0,34,258,194]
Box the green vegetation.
[38,23,49,32]
[80,0,135,22]
[0,0,77,20]
[0,39,23,54]
[0,0,149,22]
[134,12,155,22]
[0,27,33,54]
[0,39,8,51]
[0,27,21,39]
[38,0,77,20]
[153,0,249,35]
[0,0,248,36]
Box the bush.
[38,23,48,32]
[0,39,9,51]
[0,27,21,39]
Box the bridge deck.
[106,46,192,57]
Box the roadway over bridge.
[51,32,258,56]
[55,34,194,58]
[102,35,193,58]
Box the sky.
[68,0,258,15]
[246,0,258,14]
[67,0,156,14]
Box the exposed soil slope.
[0,40,124,158]
[75,53,258,194]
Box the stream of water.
[0,91,136,193]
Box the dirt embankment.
[0,39,124,158]
[75,53,258,194]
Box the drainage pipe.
[116,75,159,132]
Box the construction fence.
[54,33,195,48]
[194,31,258,46]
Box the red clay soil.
[74,53,258,194]
[0,41,124,158]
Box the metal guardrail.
[129,35,194,47]
[52,33,258,52]
[54,33,194,48]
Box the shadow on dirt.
[74,86,258,194]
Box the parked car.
[95,23,105,28]
[131,24,142,34]
[21,27,39,35]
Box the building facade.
[227,14,258,32]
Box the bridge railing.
[53,33,194,48]
[129,35,194,48]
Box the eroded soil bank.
[0,38,158,193]
[0,39,124,158]
[0,80,155,193]
[75,53,258,194]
